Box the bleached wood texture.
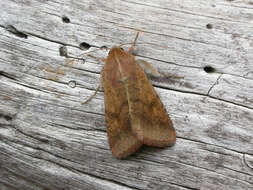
[0,0,253,189]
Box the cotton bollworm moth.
[84,32,176,158]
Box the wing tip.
[135,128,176,147]
[111,140,142,159]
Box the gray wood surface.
[0,0,253,189]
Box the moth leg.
[82,68,104,104]
[66,48,103,64]
[128,32,140,54]
[136,59,184,79]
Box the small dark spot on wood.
[3,96,12,101]
[79,42,91,50]
[183,82,194,89]
[184,115,190,122]
[68,80,76,88]
[231,33,241,39]
[205,125,228,141]
[59,46,68,57]
[239,110,253,121]
[206,24,213,29]
[55,139,68,150]
[6,25,28,39]
[38,137,50,144]
[204,66,215,73]
[62,16,70,23]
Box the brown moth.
[86,32,176,158]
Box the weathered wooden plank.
[1,0,253,78]
[0,0,253,190]
[1,75,253,189]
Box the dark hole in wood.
[0,114,12,121]
[79,42,91,50]
[204,66,215,73]
[62,16,70,23]
[0,71,16,80]
[4,115,12,121]
[59,46,68,57]
[206,24,213,29]
[6,25,28,39]
[68,80,76,88]
[100,45,108,50]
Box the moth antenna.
[128,32,140,54]
[69,48,101,58]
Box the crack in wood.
[0,71,17,81]
[199,147,233,157]
[5,25,28,39]
[221,165,253,178]
[177,160,253,185]
[177,136,248,155]
[207,74,222,95]
[153,83,253,110]
[243,154,253,170]
[143,156,253,185]
[152,181,199,190]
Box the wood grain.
[0,0,253,189]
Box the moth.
[85,32,176,158]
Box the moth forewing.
[103,46,176,158]
[130,62,176,147]
[103,47,142,158]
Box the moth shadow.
[141,145,166,153]
[126,145,167,159]
[149,75,182,85]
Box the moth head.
[108,46,125,55]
